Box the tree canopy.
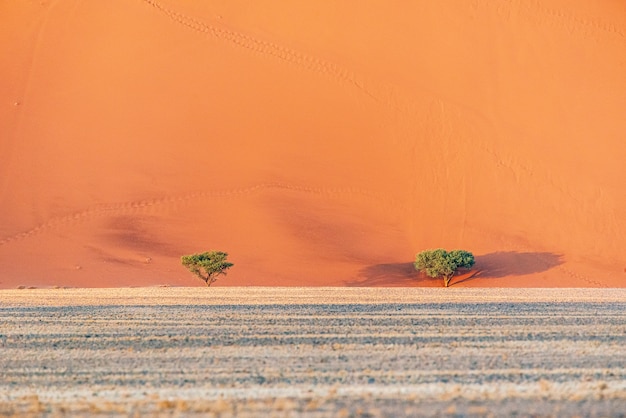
[181,251,234,287]
[414,249,475,287]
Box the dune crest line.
[0,182,396,247]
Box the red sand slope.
[1,0,625,288]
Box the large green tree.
[414,249,475,287]
[181,251,234,287]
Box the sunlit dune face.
[0,0,624,288]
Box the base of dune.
[4,273,625,289]
[1,1,625,289]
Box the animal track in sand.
[3,2,611,288]
[131,1,617,288]
[470,0,624,43]
[139,0,607,212]
[139,0,606,217]
[0,182,399,247]
[140,0,361,88]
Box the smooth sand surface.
[1,1,625,288]
[2,288,626,417]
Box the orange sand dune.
[1,0,625,288]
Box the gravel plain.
[1,287,626,417]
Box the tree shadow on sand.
[348,262,418,287]
[349,251,564,287]
[454,251,564,285]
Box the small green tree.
[181,251,234,286]
[414,249,475,287]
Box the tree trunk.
[207,275,217,287]
[202,274,211,287]
[444,275,452,287]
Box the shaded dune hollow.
[1,0,625,288]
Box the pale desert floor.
[2,288,626,417]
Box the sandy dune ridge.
[1,1,625,288]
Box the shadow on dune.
[454,251,564,285]
[348,262,419,287]
[350,251,564,287]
